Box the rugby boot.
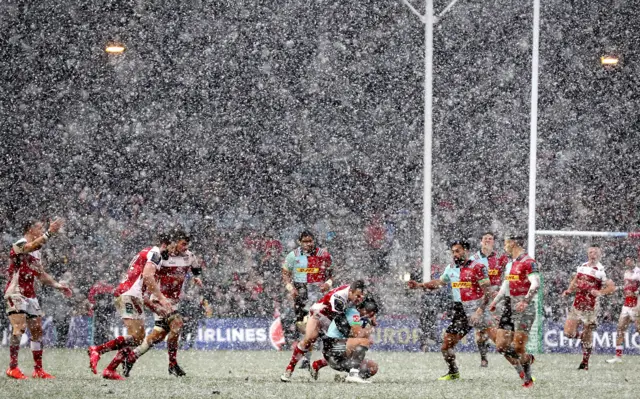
[309,364,319,380]
[6,367,27,380]
[122,350,137,378]
[102,368,126,381]
[168,364,186,377]
[280,368,293,382]
[32,368,55,379]
[345,369,371,384]
[578,362,589,371]
[438,372,460,380]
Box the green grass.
[1,348,639,398]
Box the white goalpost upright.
[401,0,542,282]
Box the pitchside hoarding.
[1,316,638,354]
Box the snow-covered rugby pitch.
[1,349,639,398]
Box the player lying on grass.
[310,296,380,384]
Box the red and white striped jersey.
[4,238,43,299]
[114,247,163,299]
[155,250,199,300]
[623,267,640,308]
[310,284,351,320]
[573,262,607,311]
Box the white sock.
[134,339,152,357]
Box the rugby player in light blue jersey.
[311,297,379,384]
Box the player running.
[5,218,73,380]
[407,239,493,381]
[280,280,366,382]
[88,235,173,380]
[607,256,640,363]
[119,230,202,377]
[281,230,333,368]
[489,235,539,388]
[311,297,380,384]
[469,231,508,367]
[562,244,615,370]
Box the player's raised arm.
[18,217,64,254]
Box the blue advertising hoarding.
[2,316,639,354]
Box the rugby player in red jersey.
[88,235,173,380]
[118,230,202,377]
[280,280,366,382]
[408,239,493,380]
[469,232,508,367]
[562,245,615,370]
[490,235,540,388]
[607,256,640,363]
[5,218,72,380]
[281,230,333,368]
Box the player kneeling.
[311,297,379,384]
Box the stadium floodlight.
[105,44,125,53]
[600,55,619,66]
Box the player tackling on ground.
[562,244,615,370]
[408,239,493,381]
[5,218,73,379]
[606,255,640,363]
[311,296,380,383]
[489,235,539,388]
[280,280,366,381]
[88,235,173,380]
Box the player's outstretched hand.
[562,290,571,297]
[48,217,65,234]
[319,283,331,293]
[193,277,203,287]
[407,280,421,289]
[489,303,496,312]
[59,284,73,298]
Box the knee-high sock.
[9,334,21,369]
[347,345,368,371]
[167,338,178,367]
[286,343,308,372]
[477,340,489,361]
[95,335,135,354]
[31,341,43,370]
[133,337,154,358]
[442,348,458,374]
